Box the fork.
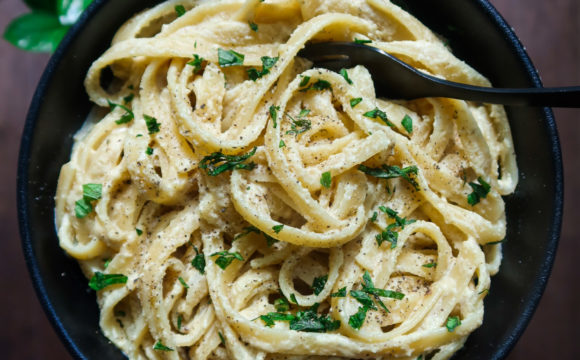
[298,42,580,108]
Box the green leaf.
[272,224,284,234]
[153,341,173,351]
[358,164,419,190]
[299,75,311,87]
[320,171,332,189]
[311,275,328,295]
[348,306,368,330]
[89,272,127,291]
[363,107,394,127]
[144,114,160,134]
[446,316,461,332]
[218,332,225,345]
[191,246,206,274]
[401,114,413,134]
[269,105,280,128]
[145,147,153,156]
[354,38,372,44]
[107,100,134,125]
[274,297,290,312]
[422,262,437,268]
[279,140,286,148]
[210,251,244,270]
[249,21,258,31]
[3,12,69,52]
[58,0,94,26]
[247,56,278,81]
[175,4,186,17]
[467,177,491,206]
[289,304,340,332]
[187,54,205,74]
[136,228,143,236]
[82,183,102,201]
[350,97,363,108]
[199,147,257,176]
[178,276,189,289]
[331,287,346,298]
[340,68,353,84]
[218,48,244,67]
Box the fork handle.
[432,82,580,108]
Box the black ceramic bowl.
[18,0,563,359]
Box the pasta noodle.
[55,0,518,359]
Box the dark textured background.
[0,0,578,359]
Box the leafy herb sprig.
[4,0,95,53]
[375,207,416,249]
[75,183,102,218]
[247,56,279,81]
[467,177,491,205]
[88,271,127,291]
[199,147,257,176]
[210,250,244,269]
[259,303,340,333]
[358,164,419,190]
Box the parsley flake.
[187,54,205,74]
[467,177,491,206]
[89,272,127,291]
[175,4,186,17]
[299,75,311,87]
[145,147,153,156]
[218,48,244,67]
[279,140,286,148]
[350,97,363,108]
[272,224,284,233]
[354,38,372,44]
[269,105,280,128]
[247,56,279,81]
[107,100,134,125]
[331,287,347,297]
[75,183,102,218]
[191,246,206,274]
[210,251,244,269]
[422,262,437,268]
[199,147,257,176]
[363,108,394,127]
[358,164,419,190]
[249,21,258,31]
[446,316,461,332]
[312,275,328,295]
[320,171,332,188]
[144,115,160,134]
[401,114,413,134]
[153,341,173,351]
[340,68,353,84]
[178,276,189,289]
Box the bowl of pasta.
[18,0,562,359]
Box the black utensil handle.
[434,81,580,108]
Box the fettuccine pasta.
[55,0,518,359]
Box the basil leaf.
[58,0,94,26]
[3,12,69,52]
[82,183,102,201]
[218,48,244,67]
[75,198,92,218]
[89,271,127,291]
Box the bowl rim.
[17,0,563,359]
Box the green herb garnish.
[401,114,413,134]
[89,272,127,291]
[145,147,153,156]
[249,21,258,31]
[446,316,461,332]
[363,108,394,127]
[320,171,332,188]
[199,147,257,176]
[272,224,284,234]
[331,287,347,298]
[153,341,173,351]
[340,68,353,84]
[358,164,419,190]
[187,54,205,74]
[178,276,189,289]
[107,100,134,125]
[348,306,369,330]
[75,183,102,218]
[274,297,290,312]
[312,275,328,295]
[144,114,160,134]
[299,75,311,87]
[467,177,491,206]
[269,105,280,128]
[191,246,206,274]
[279,140,286,148]
[247,56,279,81]
[136,228,143,236]
[422,262,437,268]
[218,48,244,67]
[210,250,244,269]
[370,211,378,222]
[175,5,186,17]
[354,38,372,44]
[350,97,363,108]
[285,111,311,136]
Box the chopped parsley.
[289,293,298,304]
[279,140,286,148]
[274,297,290,312]
[422,262,437,268]
[269,105,280,128]
[340,68,353,84]
[123,93,134,104]
[445,316,461,332]
[145,147,154,155]
[135,228,143,236]
[331,287,347,298]
[350,97,363,108]
[199,147,257,176]
[300,79,332,92]
[358,164,419,190]
[234,226,278,247]
[272,224,284,233]
[363,107,394,127]
[174,4,186,17]
[187,54,205,74]
[178,277,189,289]
[247,56,279,81]
[285,111,311,136]
[177,315,182,331]
[218,332,226,345]
[89,272,127,291]
[401,114,413,134]
[218,48,244,67]
[370,211,378,222]
[249,21,258,31]
[312,275,328,295]
[467,177,491,206]
[299,75,311,87]
[144,114,160,134]
[191,246,206,274]
[107,100,134,125]
[75,183,102,218]
[375,207,415,248]
[320,171,332,188]
[259,303,340,332]
[153,341,173,351]
[348,306,368,330]
[103,258,111,269]
[210,250,244,269]
[354,38,372,44]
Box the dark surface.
[1,1,578,359]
